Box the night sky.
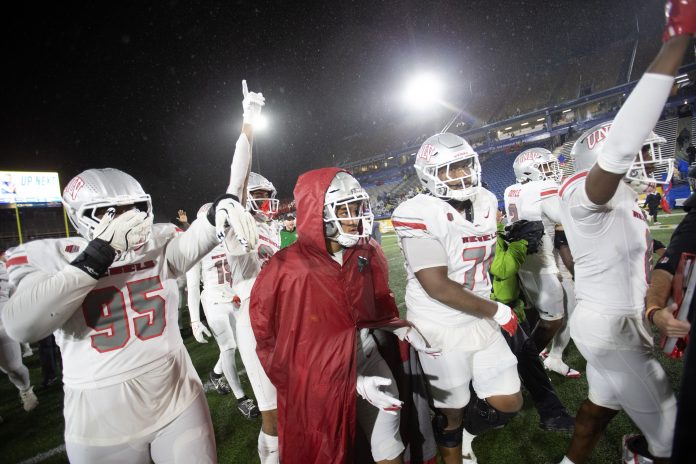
[1,0,666,221]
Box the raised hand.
[242,79,265,126]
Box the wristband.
[645,305,661,324]
[206,193,241,226]
[69,238,116,279]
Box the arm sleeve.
[2,265,97,343]
[655,211,696,275]
[400,237,448,272]
[597,73,674,174]
[226,133,251,199]
[165,217,218,277]
[490,235,527,280]
[185,261,202,323]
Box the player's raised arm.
[585,4,693,205]
[227,80,265,203]
[165,194,258,275]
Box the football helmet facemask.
[247,172,279,221]
[571,121,672,194]
[414,133,481,201]
[513,148,562,184]
[324,172,374,248]
[62,168,153,240]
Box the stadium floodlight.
[520,122,529,126]
[504,126,513,130]
[402,73,444,108]
[562,108,572,113]
[536,117,545,122]
[255,114,269,132]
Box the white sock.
[258,431,279,464]
[213,356,224,375]
[221,349,245,399]
[558,456,575,464]
[462,426,476,455]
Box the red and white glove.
[356,375,403,415]
[664,0,696,41]
[492,302,519,337]
[393,326,441,358]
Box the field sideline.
[0,212,686,463]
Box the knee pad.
[432,412,462,448]
[462,397,518,436]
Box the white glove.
[356,375,403,415]
[214,197,259,252]
[93,208,153,256]
[393,326,441,357]
[191,321,212,344]
[242,80,265,125]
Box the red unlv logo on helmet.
[64,176,85,200]
[417,144,435,161]
[586,125,611,150]
[514,152,542,165]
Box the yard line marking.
[17,444,66,464]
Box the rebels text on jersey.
[392,190,498,327]
[5,223,213,388]
[558,172,652,314]
[504,179,561,274]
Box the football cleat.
[622,434,657,463]
[237,397,260,419]
[20,386,38,412]
[209,371,232,395]
[544,357,581,379]
[539,411,575,432]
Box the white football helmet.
[571,121,672,194]
[513,148,562,184]
[324,171,374,248]
[247,172,279,221]
[62,168,153,240]
[196,202,213,219]
[414,133,481,201]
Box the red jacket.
[250,167,406,464]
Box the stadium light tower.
[402,73,444,108]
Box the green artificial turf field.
[0,210,688,463]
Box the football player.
[392,133,522,464]
[222,80,282,464]
[504,148,580,378]
[1,168,256,463]
[186,203,259,419]
[0,251,39,412]
[556,8,692,463]
[251,168,438,464]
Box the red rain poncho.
[250,167,407,463]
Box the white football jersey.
[504,179,561,274]
[0,260,8,329]
[559,172,651,314]
[198,243,235,304]
[226,219,282,301]
[6,224,190,388]
[393,190,498,327]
